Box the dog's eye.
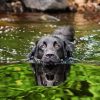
[41,44,46,49]
[54,42,60,49]
[55,44,60,48]
[40,42,47,49]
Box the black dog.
[28,26,75,86]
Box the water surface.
[0,12,100,99]
[0,12,100,65]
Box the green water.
[0,13,100,99]
[0,63,100,99]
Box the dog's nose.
[46,54,54,58]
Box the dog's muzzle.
[41,52,61,64]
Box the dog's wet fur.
[28,26,75,86]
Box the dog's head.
[28,26,75,86]
[35,36,66,64]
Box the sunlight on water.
[0,23,99,65]
[0,13,100,100]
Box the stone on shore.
[22,0,67,11]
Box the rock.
[40,14,60,22]
[93,2,100,12]
[85,0,96,12]
[22,0,67,11]
[74,0,85,7]
[0,0,6,12]
[11,0,23,14]
[74,0,86,12]
[0,18,15,22]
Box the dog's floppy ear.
[28,40,38,60]
[65,25,75,42]
[64,41,74,57]
[28,46,36,60]
[53,26,75,42]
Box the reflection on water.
[0,24,57,64]
[0,13,100,99]
[0,13,100,65]
[74,13,88,25]
[0,63,100,99]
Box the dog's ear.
[64,41,74,57]
[28,46,36,60]
[28,40,38,60]
[65,25,75,42]
[53,26,75,42]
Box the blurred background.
[0,0,100,100]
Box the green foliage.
[0,63,100,100]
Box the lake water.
[0,12,100,99]
[0,12,100,65]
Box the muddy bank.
[0,12,100,24]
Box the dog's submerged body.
[28,26,75,86]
